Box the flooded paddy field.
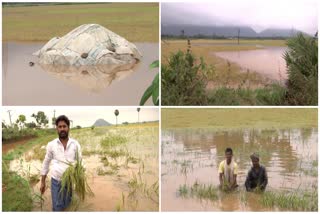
[161,39,287,88]
[3,42,158,105]
[161,108,318,211]
[3,123,159,211]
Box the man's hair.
[55,115,70,127]
[225,147,233,155]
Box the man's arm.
[219,173,224,186]
[261,167,268,189]
[245,170,253,191]
[218,162,224,186]
[40,143,53,194]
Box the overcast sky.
[162,0,318,34]
[2,107,158,128]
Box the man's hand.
[40,175,47,194]
[40,181,46,194]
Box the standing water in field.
[213,47,287,82]
[6,124,159,211]
[2,42,158,105]
[161,128,318,211]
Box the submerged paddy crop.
[60,152,93,204]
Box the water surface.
[3,42,158,105]
[161,128,318,211]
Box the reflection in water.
[3,42,158,105]
[39,62,138,93]
[161,128,318,211]
[213,47,287,82]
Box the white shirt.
[41,138,82,181]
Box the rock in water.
[33,24,142,66]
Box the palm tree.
[114,109,119,126]
[137,108,141,123]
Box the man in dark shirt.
[245,153,268,192]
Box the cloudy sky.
[162,0,318,34]
[2,107,158,128]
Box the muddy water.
[3,42,158,105]
[161,128,318,211]
[9,126,159,211]
[213,47,287,82]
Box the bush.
[284,33,318,105]
[162,51,214,105]
[2,127,38,142]
[207,84,286,105]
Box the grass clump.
[207,84,286,105]
[60,151,93,208]
[2,163,33,211]
[100,134,127,148]
[177,181,219,201]
[261,190,318,211]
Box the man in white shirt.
[40,115,81,211]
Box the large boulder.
[33,24,142,66]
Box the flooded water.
[213,47,287,82]
[3,42,158,105]
[161,127,318,211]
[8,125,159,211]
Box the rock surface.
[33,24,142,66]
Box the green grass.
[100,134,127,148]
[162,108,317,129]
[3,131,56,163]
[2,163,33,211]
[261,190,318,211]
[207,84,287,105]
[177,181,219,201]
[3,3,159,42]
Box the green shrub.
[162,51,213,105]
[284,33,318,105]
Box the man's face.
[225,151,232,163]
[57,121,69,139]
[252,158,260,168]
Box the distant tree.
[284,33,318,105]
[31,111,49,128]
[16,114,26,129]
[122,122,129,125]
[2,121,7,129]
[75,125,82,129]
[25,122,37,129]
[91,125,95,130]
[114,109,119,126]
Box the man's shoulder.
[70,138,81,146]
[47,138,58,146]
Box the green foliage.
[261,190,318,211]
[31,111,49,128]
[140,60,159,106]
[162,51,213,105]
[2,127,38,142]
[177,181,219,201]
[2,163,33,211]
[207,84,286,105]
[100,134,127,148]
[284,33,318,105]
[60,152,93,204]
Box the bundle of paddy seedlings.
[59,151,93,208]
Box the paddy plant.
[60,151,93,207]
